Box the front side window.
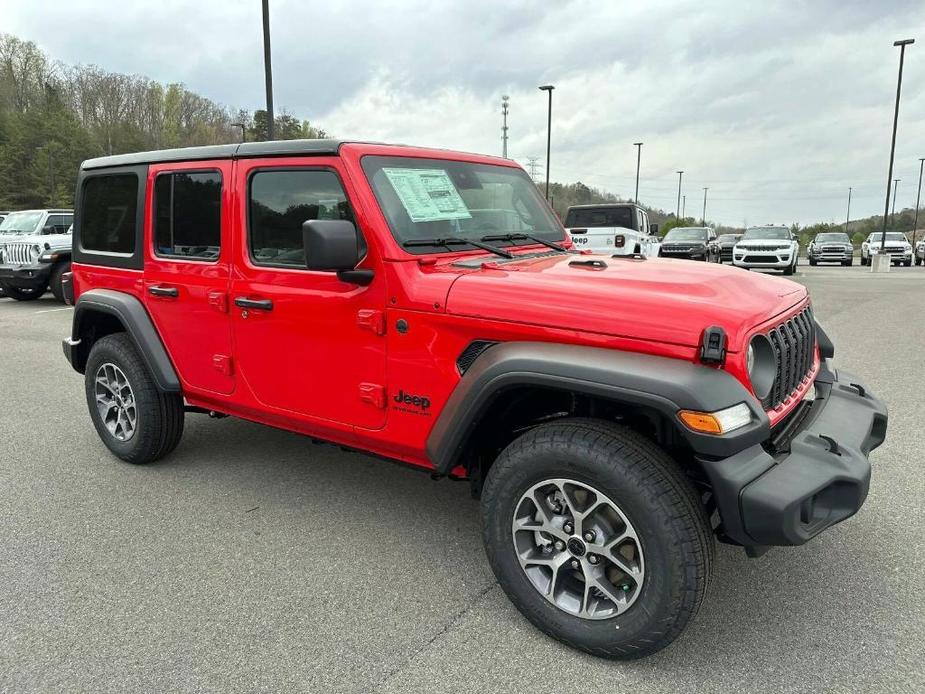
[154,171,222,261]
[249,169,353,268]
[44,214,73,234]
[362,156,564,252]
[80,174,139,254]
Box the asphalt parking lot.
[1,264,923,693]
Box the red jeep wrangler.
[63,140,887,658]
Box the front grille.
[0,242,37,265]
[763,307,816,410]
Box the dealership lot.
[1,265,923,693]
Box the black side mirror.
[649,223,659,235]
[42,224,55,234]
[301,219,372,285]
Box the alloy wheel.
[94,362,137,442]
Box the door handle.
[234,297,273,311]
[148,285,179,298]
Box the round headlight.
[747,334,776,400]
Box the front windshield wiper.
[402,237,514,259]
[480,232,568,252]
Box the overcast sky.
[5,0,925,225]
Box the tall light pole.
[262,0,275,140]
[845,187,852,234]
[702,187,708,226]
[231,122,246,143]
[682,195,686,219]
[633,142,643,203]
[501,95,510,158]
[676,171,684,219]
[879,38,914,254]
[913,158,924,248]
[891,178,901,226]
[539,85,554,199]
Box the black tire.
[1,284,44,301]
[481,418,713,659]
[49,261,71,302]
[809,258,817,266]
[84,333,184,464]
[904,260,912,267]
[915,257,922,266]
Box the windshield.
[867,232,908,243]
[664,227,708,241]
[742,227,790,240]
[564,206,634,229]
[815,233,850,243]
[362,156,564,252]
[0,211,43,235]
[717,234,741,243]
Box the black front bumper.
[0,262,52,291]
[700,366,887,548]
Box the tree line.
[0,33,327,210]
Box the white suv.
[860,232,912,267]
[563,203,660,257]
[733,226,799,275]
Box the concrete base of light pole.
[870,254,891,273]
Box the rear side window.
[154,171,222,261]
[80,174,139,254]
[248,169,353,268]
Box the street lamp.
[539,85,554,199]
[891,178,901,226]
[878,38,914,258]
[676,171,684,219]
[501,96,510,158]
[845,187,852,235]
[913,158,924,248]
[702,187,708,226]
[262,0,275,140]
[633,142,643,203]
[231,122,246,143]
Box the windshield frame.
[360,154,566,255]
[742,226,791,241]
[0,211,43,235]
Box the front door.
[230,159,388,430]
[143,161,234,395]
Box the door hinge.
[359,383,386,408]
[213,354,234,376]
[357,309,385,335]
[208,291,228,313]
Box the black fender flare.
[66,288,180,392]
[427,342,770,474]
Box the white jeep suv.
[733,226,799,275]
[563,203,660,257]
[860,232,913,267]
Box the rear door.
[229,158,388,430]
[143,161,235,395]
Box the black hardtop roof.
[80,139,360,170]
[566,203,640,210]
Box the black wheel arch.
[65,288,180,393]
[427,341,770,476]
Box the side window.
[248,169,353,268]
[44,214,72,233]
[154,171,222,261]
[80,174,139,254]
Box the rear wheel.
[481,418,713,659]
[1,284,44,301]
[84,333,184,464]
[49,261,71,302]
[916,257,922,266]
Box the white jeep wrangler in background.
[564,203,660,257]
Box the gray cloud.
[4,0,924,224]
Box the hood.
[0,231,71,248]
[445,254,806,350]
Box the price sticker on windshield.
[382,168,472,223]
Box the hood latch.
[700,326,727,365]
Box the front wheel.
[481,419,713,659]
[49,261,71,302]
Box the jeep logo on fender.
[393,389,431,413]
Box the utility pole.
[633,142,643,203]
[501,95,510,158]
[682,195,686,219]
[891,178,901,226]
[525,157,541,181]
[879,38,914,257]
[913,158,924,248]
[539,85,554,199]
[845,187,852,234]
[261,0,275,140]
[47,147,55,206]
[676,171,684,219]
[702,187,708,226]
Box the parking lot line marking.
[34,307,74,314]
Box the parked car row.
[0,208,74,301]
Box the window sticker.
[382,168,472,223]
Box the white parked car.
[860,231,912,267]
[732,226,800,275]
[915,238,924,266]
[563,203,660,257]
